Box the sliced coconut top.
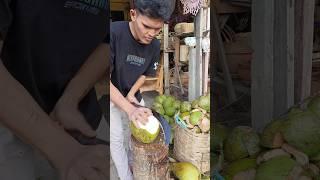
[137,115,160,134]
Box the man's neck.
[129,21,141,43]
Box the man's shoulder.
[150,39,160,50]
[110,21,128,33]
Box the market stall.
[110,0,211,179]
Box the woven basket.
[173,124,210,173]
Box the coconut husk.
[257,149,290,165]
[282,143,309,166]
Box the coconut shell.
[222,158,256,180]
[255,156,297,180]
[282,111,320,158]
[224,126,260,162]
[260,118,286,148]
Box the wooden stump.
[131,134,170,180]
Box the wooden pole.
[251,0,274,132]
[294,0,315,103]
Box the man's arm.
[110,81,151,126]
[58,43,108,105]
[0,59,82,173]
[51,43,109,137]
[0,53,109,179]
[126,75,146,104]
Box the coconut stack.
[178,93,211,134]
[151,93,210,144]
[216,95,320,180]
[151,94,181,144]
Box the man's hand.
[50,98,96,138]
[58,145,109,180]
[128,106,152,128]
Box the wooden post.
[273,0,295,117]
[173,37,184,95]
[294,0,315,103]
[212,8,237,103]
[202,7,210,95]
[189,8,205,100]
[189,46,197,101]
[251,0,274,132]
[163,24,170,94]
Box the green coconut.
[224,126,261,162]
[260,117,286,148]
[164,106,176,117]
[130,116,160,144]
[282,111,320,158]
[308,96,320,117]
[198,95,210,112]
[163,115,171,123]
[255,156,297,180]
[189,111,203,126]
[164,96,175,105]
[154,106,165,116]
[180,101,192,113]
[154,95,166,104]
[168,117,175,126]
[191,99,199,109]
[170,162,200,180]
[179,112,190,120]
[152,102,163,109]
[223,158,257,180]
[173,100,181,110]
[163,97,174,109]
[211,123,229,151]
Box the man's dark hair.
[133,0,175,21]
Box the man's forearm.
[60,43,109,106]
[127,75,146,97]
[110,81,135,115]
[0,60,81,169]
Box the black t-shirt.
[110,21,160,101]
[0,0,109,130]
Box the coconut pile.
[213,95,320,180]
[151,94,211,180]
[151,93,210,144]
[178,94,210,134]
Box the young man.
[110,0,175,179]
[0,0,109,179]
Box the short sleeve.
[109,28,115,74]
[0,0,12,33]
[144,45,160,77]
[103,33,109,44]
[103,17,110,44]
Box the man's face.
[130,10,164,44]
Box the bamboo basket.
[173,124,210,173]
[131,131,170,180]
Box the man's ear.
[130,9,137,21]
